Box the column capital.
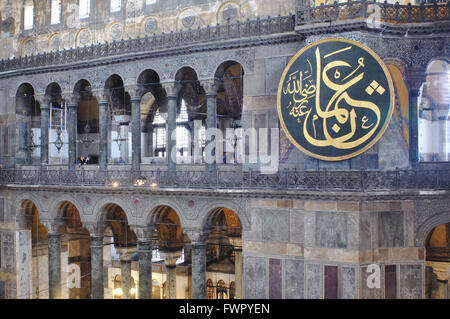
[130,225,156,240]
[160,249,183,266]
[161,81,179,98]
[35,95,51,108]
[62,92,80,106]
[200,78,222,96]
[93,90,110,104]
[41,219,64,236]
[85,222,107,237]
[183,228,211,246]
[126,85,143,102]
[406,72,426,93]
[117,246,137,261]
[15,214,32,230]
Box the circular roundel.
[277,38,394,161]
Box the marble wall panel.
[284,259,304,299]
[244,256,267,299]
[269,258,282,299]
[315,212,347,249]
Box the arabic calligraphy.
[277,38,394,161]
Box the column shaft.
[40,106,50,165]
[68,104,77,170]
[131,98,141,172]
[167,96,177,171]
[409,89,420,169]
[98,101,108,170]
[48,234,61,299]
[191,243,207,299]
[235,249,243,299]
[166,265,177,299]
[120,259,132,299]
[90,236,104,299]
[138,240,153,299]
[206,94,217,171]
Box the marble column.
[161,250,182,299]
[437,113,448,161]
[47,233,61,299]
[40,102,50,166]
[185,229,209,299]
[15,97,30,165]
[138,239,153,299]
[203,80,220,171]
[162,83,178,171]
[98,99,109,171]
[407,75,424,169]
[15,216,32,299]
[166,265,177,299]
[235,248,243,299]
[120,257,132,299]
[131,96,141,172]
[67,98,78,170]
[90,235,104,299]
[191,242,207,299]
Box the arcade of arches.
[12,199,242,299]
[14,61,244,170]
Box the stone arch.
[415,210,450,246]
[198,199,250,231]
[12,193,45,219]
[98,202,137,248]
[48,195,85,221]
[92,196,133,225]
[146,204,185,254]
[145,199,187,229]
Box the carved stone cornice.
[2,183,450,202]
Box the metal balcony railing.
[0,168,449,191]
[296,0,450,25]
[0,15,295,74]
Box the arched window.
[24,3,34,30]
[418,60,450,162]
[206,279,214,299]
[79,0,90,19]
[216,280,228,299]
[229,281,236,299]
[111,0,121,12]
[152,110,166,157]
[51,0,61,24]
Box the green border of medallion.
[277,38,395,162]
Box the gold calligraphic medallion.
[277,38,394,161]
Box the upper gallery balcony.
[296,0,450,35]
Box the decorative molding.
[0,16,296,76]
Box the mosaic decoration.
[144,17,158,34]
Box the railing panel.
[1,168,450,191]
[297,1,450,25]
